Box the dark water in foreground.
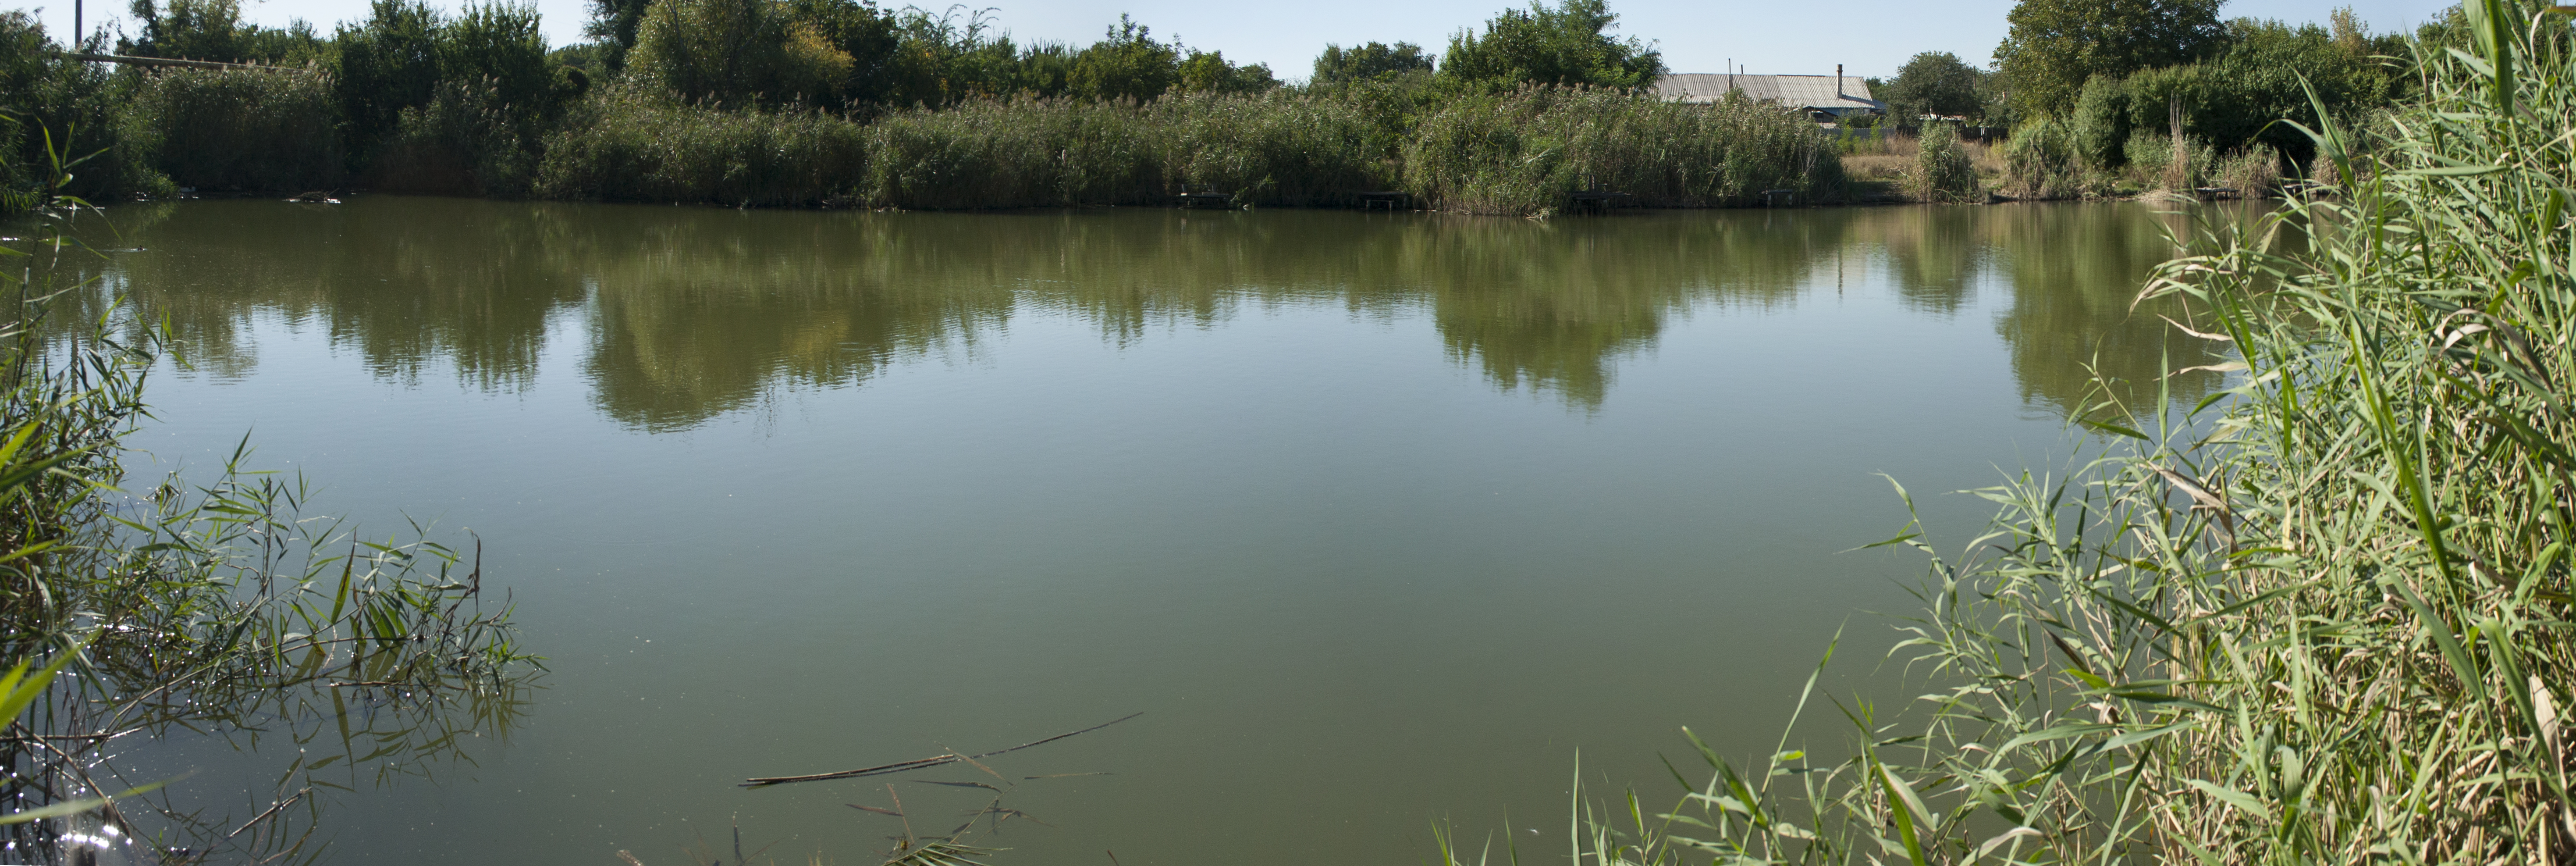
[64,198,2228,864]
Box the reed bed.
[124,66,343,192]
[534,84,1842,214]
[538,82,870,207]
[1496,2,2576,863]
[1,151,535,860]
[1402,86,1844,214]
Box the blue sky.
[13,0,2455,80]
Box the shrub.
[0,12,164,201]
[370,76,540,195]
[1998,114,2081,199]
[2070,72,2129,168]
[2119,129,2217,190]
[629,0,852,109]
[1909,121,1979,202]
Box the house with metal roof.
[1655,68,1887,122]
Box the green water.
[77,197,2226,864]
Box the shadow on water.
[59,197,2236,428]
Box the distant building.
[1655,68,1887,122]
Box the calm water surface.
[70,198,2226,864]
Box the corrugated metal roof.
[1655,74,1886,112]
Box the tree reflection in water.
[70,197,2237,428]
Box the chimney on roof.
[1837,64,1844,97]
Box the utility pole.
[74,0,82,50]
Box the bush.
[629,0,851,109]
[0,12,164,202]
[1910,121,1979,202]
[2070,72,2129,168]
[125,67,341,192]
[537,81,868,205]
[1998,114,2080,199]
[2120,129,2214,190]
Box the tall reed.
[538,81,870,206]
[1402,86,1844,214]
[1490,1,2576,863]
[1,140,535,862]
[122,66,342,192]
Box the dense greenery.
[1504,2,2576,864]
[1311,41,1435,86]
[1879,51,1989,123]
[1996,0,2412,196]
[1994,0,2225,113]
[0,0,1844,215]
[1437,0,1663,89]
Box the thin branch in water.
[741,712,1142,786]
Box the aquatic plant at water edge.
[1908,121,1978,203]
[0,143,536,864]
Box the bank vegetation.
[1508,1,2576,864]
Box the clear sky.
[14,0,2455,81]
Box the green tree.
[331,0,447,152]
[2123,18,2389,164]
[783,0,899,109]
[1177,49,1277,94]
[122,0,320,62]
[1439,0,1663,89]
[584,0,650,71]
[1882,50,1984,121]
[629,0,854,107]
[1994,0,2222,116]
[441,2,558,116]
[2070,72,2129,166]
[1068,15,1177,101]
[1311,40,1433,86]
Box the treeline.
[0,0,1811,214]
[1869,0,2427,196]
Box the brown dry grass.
[1838,135,2004,200]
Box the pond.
[71,198,2229,865]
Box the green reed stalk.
[1,132,537,863]
[1484,1,2576,863]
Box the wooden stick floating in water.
[742,712,1144,787]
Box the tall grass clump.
[2212,144,2281,197]
[861,96,1164,208]
[1403,86,1843,216]
[1998,114,2082,200]
[1159,90,1394,206]
[1,148,534,861]
[1909,121,1978,203]
[1477,2,2576,863]
[538,82,868,206]
[122,67,341,192]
